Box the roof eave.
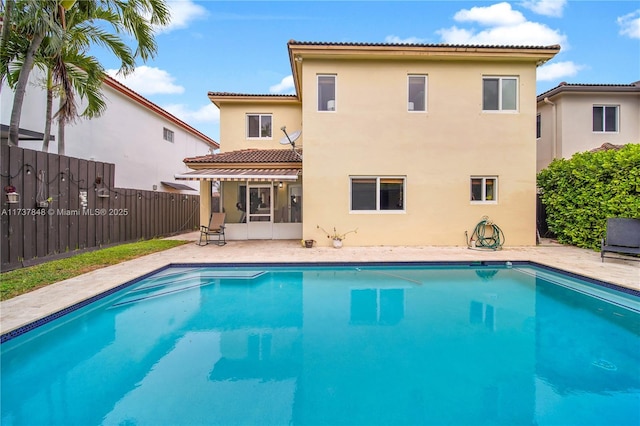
[207,93,300,108]
[537,84,640,102]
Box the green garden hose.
[467,216,505,250]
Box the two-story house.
[1,71,219,193]
[536,81,640,172]
[178,40,560,246]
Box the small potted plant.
[4,185,19,204]
[317,225,357,248]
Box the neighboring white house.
[1,71,219,193]
[536,81,640,172]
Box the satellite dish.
[279,127,302,146]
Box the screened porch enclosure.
[221,180,302,240]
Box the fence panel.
[1,146,200,271]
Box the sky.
[95,0,640,142]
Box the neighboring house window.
[408,75,427,111]
[351,177,405,211]
[592,105,618,132]
[318,75,336,111]
[536,114,541,139]
[471,177,498,203]
[163,127,174,143]
[247,114,272,138]
[482,77,517,111]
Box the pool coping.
[2,260,638,344]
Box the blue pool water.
[1,263,639,426]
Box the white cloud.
[269,75,295,94]
[521,0,567,18]
[454,2,526,26]
[437,2,567,46]
[537,61,584,81]
[617,10,640,39]
[107,66,184,95]
[384,35,430,44]
[162,103,219,123]
[154,0,208,34]
[442,21,566,45]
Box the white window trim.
[592,105,619,133]
[407,74,428,113]
[470,176,498,204]
[482,76,519,113]
[246,114,273,139]
[317,74,337,112]
[163,127,174,143]
[349,176,406,213]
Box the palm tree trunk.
[8,31,46,146]
[57,98,65,155]
[42,70,54,151]
[0,0,14,92]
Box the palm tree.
[2,0,63,146]
[43,4,138,153]
[2,0,171,147]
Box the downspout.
[543,97,557,160]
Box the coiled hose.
[466,216,505,250]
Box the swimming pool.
[2,262,639,425]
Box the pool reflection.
[1,266,638,426]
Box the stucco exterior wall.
[300,58,539,246]
[219,102,302,153]
[536,102,555,172]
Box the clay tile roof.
[287,40,561,50]
[589,143,626,153]
[207,92,297,99]
[184,148,302,164]
[537,81,640,100]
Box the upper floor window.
[408,75,427,112]
[483,77,517,111]
[247,114,272,138]
[318,75,336,111]
[163,127,174,143]
[593,105,618,132]
[536,114,541,139]
[351,176,405,212]
[471,176,498,203]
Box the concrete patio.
[1,233,638,335]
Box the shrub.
[537,143,640,250]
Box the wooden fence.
[1,145,201,271]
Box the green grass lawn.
[0,239,189,301]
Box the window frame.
[536,113,541,139]
[407,75,427,112]
[482,76,518,112]
[163,127,174,143]
[470,176,498,204]
[592,105,619,133]
[317,74,337,112]
[246,113,273,139]
[350,176,406,213]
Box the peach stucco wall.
[219,102,302,153]
[299,58,539,246]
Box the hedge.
[537,143,640,250]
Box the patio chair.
[198,212,226,246]
[601,217,640,262]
